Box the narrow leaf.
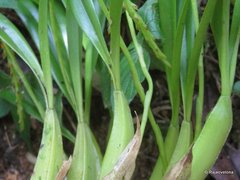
[0,13,43,82]
[69,0,111,65]
[39,0,53,107]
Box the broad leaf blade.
[121,44,150,103]
[138,0,161,40]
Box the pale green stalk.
[185,0,218,122]
[126,11,153,136]
[38,0,54,109]
[66,0,84,122]
[121,40,167,168]
[98,0,167,168]
[229,0,240,88]
[84,43,94,124]
[100,0,135,178]
[191,1,234,179]
[32,0,64,179]
[49,1,76,110]
[109,0,123,90]
[191,0,204,140]
[165,0,190,165]
[156,0,179,165]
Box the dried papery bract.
[56,156,72,180]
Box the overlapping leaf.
[0,14,43,83]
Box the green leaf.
[83,0,106,123]
[2,44,75,143]
[191,96,232,179]
[24,72,45,109]
[98,60,112,108]
[53,1,68,49]
[0,70,11,89]
[69,0,111,66]
[157,0,176,60]
[69,0,115,89]
[0,88,42,121]
[49,0,75,106]
[233,81,240,94]
[211,0,230,95]
[103,119,141,180]
[121,44,150,103]
[0,99,11,118]
[0,88,15,103]
[0,0,18,9]
[99,42,150,107]
[16,0,40,48]
[100,91,134,178]
[138,0,162,40]
[55,91,63,122]
[109,0,125,90]
[67,123,102,179]
[38,0,54,107]
[229,0,240,87]
[0,13,44,83]
[185,0,218,119]
[31,109,64,180]
[16,0,71,103]
[66,0,84,119]
[124,0,169,67]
